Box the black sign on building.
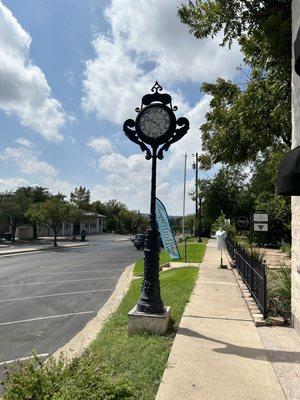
[236,213,251,231]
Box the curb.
[51,262,135,361]
[231,267,267,326]
[0,243,91,257]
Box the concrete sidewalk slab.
[156,239,286,400]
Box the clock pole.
[135,145,165,313]
[123,82,190,319]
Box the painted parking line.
[0,277,118,288]
[0,311,95,327]
[20,269,117,275]
[0,354,49,366]
[0,288,113,303]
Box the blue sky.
[0,0,242,214]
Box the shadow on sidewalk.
[178,327,300,363]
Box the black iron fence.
[225,237,267,319]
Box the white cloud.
[0,177,30,191]
[87,136,114,154]
[163,95,211,173]
[42,177,74,197]
[90,151,197,214]
[0,1,67,141]
[16,137,34,148]
[82,0,241,125]
[82,0,241,214]
[105,0,241,83]
[0,145,57,176]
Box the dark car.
[134,234,145,250]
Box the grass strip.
[2,267,198,400]
[133,240,207,276]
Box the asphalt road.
[0,234,139,375]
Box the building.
[37,211,106,237]
[292,1,300,335]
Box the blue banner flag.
[155,197,180,260]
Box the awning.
[295,26,300,76]
[278,146,300,195]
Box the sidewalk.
[156,239,286,400]
[0,241,90,256]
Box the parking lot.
[0,235,138,375]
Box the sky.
[0,0,242,215]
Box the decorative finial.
[151,81,163,93]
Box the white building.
[37,212,106,237]
[291,1,300,334]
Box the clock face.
[138,106,171,139]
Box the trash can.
[80,230,86,242]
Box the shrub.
[1,354,134,400]
[268,266,291,323]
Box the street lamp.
[123,82,190,315]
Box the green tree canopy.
[70,186,91,210]
[27,197,71,246]
[0,191,31,242]
[178,0,291,167]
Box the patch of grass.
[2,268,198,400]
[133,240,207,276]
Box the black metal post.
[123,82,190,316]
[137,146,164,314]
[193,153,202,242]
[195,152,198,236]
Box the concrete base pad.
[128,306,171,335]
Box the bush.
[211,212,236,239]
[268,266,291,323]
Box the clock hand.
[144,115,161,129]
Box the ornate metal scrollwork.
[157,117,190,160]
[123,118,152,160]
[135,81,178,113]
[124,83,189,160]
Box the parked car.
[134,234,145,250]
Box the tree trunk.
[54,229,57,247]
[72,222,77,240]
[10,223,16,243]
[32,223,38,240]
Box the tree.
[15,186,51,239]
[26,197,70,247]
[197,166,251,225]
[0,191,31,242]
[178,0,291,167]
[178,1,290,77]
[178,0,292,246]
[70,186,91,238]
[199,78,290,167]
[103,200,127,233]
[70,186,90,210]
[67,205,85,239]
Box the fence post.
[262,261,268,319]
[250,254,253,292]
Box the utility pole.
[193,153,202,242]
[182,153,187,238]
